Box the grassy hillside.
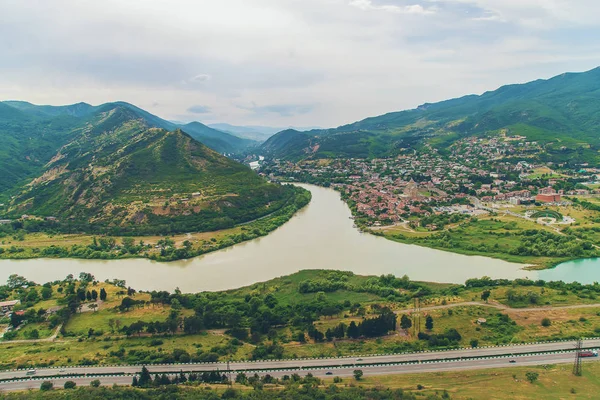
[1,104,305,235]
[262,67,600,163]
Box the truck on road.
[578,350,598,357]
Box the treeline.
[417,328,462,347]
[396,227,597,259]
[298,271,433,301]
[0,384,448,400]
[306,307,397,342]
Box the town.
[259,135,600,231]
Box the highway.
[1,339,599,391]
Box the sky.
[2,0,600,128]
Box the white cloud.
[189,74,212,83]
[0,0,599,127]
[349,0,435,14]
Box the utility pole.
[227,359,232,386]
[413,298,421,336]
[573,339,583,376]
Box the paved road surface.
[1,339,599,391]
[2,352,598,391]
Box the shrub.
[64,381,77,389]
[40,381,53,391]
[541,318,551,327]
[525,371,539,383]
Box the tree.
[132,376,139,387]
[138,366,152,387]
[347,321,360,339]
[79,272,95,283]
[64,381,77,389]
[119,297,136,311]
[7,274,27,289]
[235,372,248,385]
[481,290,491,302]
[425,315,434,331]
[525,371,539,384]
[41,286,53,300]
[40,381,53,391]
[400,314,412,330]
[91,290,98,301]
[100,288,107,301]
[89,303,98,312]
[353,370,364,380]
[541,317,551,327]
[470,339,479,348]
[90,379,101,387]
[86,291,92,301]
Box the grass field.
[352,362,600,399]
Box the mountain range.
[260,67,600,165]
[208,123,321,142]
[0,101,302,235]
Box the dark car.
[509,360,516,363]
[325,372,333,375]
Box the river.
[0,184,589,292]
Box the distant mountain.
[181,122,255,154]
[260,129,315,160]
[209,123,321,143]
[1,103,302,234]
[262,67,600,165]
[1,100,255,156]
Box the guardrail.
[3,348,599,386]
[2,337,599,373]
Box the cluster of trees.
[298,272,432,301]
[398,225,597,260]
[307,307,397,341]
[133,366,228,388]
[121,316,179,336]
[464,276,600,299]
[0,273,107,340]
[417,328,462,347]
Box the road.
[1,339,599,391]
[394,301,600,314]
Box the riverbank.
[323,182,599,270]
[0,189,311,263]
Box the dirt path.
[394,301,600,314]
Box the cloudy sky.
[2,0,600,128]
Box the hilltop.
[0,101,254,193]
[261,67,600,164]
[0,102,307,236]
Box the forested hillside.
[0,102,304,235]
[261,67,600,164]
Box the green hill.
[1,103,305,235]
[262,67,600,164]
